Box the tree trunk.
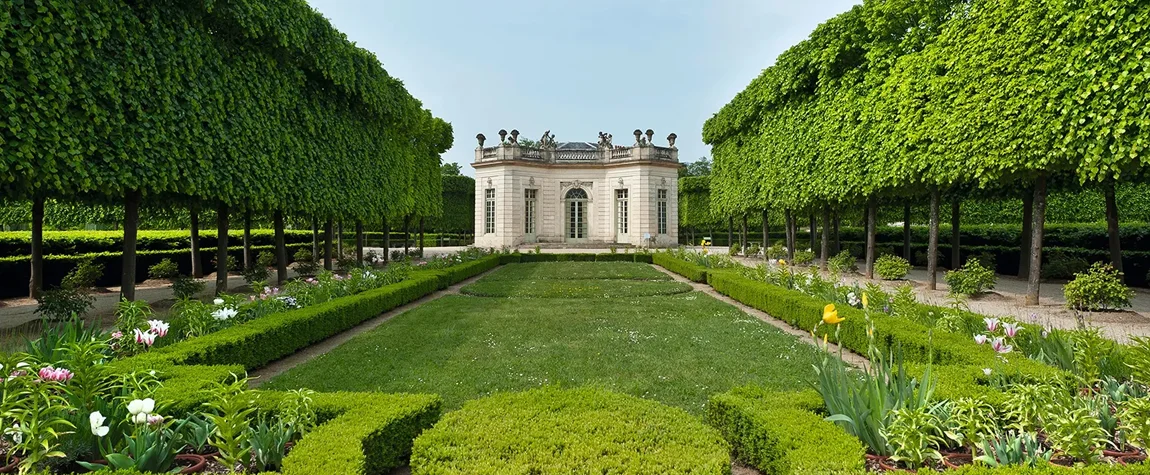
[324,219,334,271]
[902,204,911,261]
[928,188,940,290]
[190,205,203,278]
[865,197,877,279]
[1105,181,1123,276]
[382,216,391,263]
[356,220,364,266]
[1019,190,1034,278]
[785,210,796,261]
[122,192,141,301]
[820,206,831,271]
[761,208,769,262]
[809,213,817,252]
[274,210,287,285]
[403,215,411,255]
[215,203,230,294]
[311,218,319,260]
[243,210,252,271]
[1026,176,1048,306]
[740,214,748,252]
[950,198,961,270]
[832,210,841,255]
[30,196,44,298]
[727,216,734,248]
[419,217,425,255]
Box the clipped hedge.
[411,387,731,475]
[0,243,311,298]
[282,392,442,475]
[653,253,709,282]
[654,254,1089,473]
[706,388,865,474]
[140,275,440,371]
[416,255,501,289]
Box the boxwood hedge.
[410,386,731,475]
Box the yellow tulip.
[862,293,869,310]
[822,303,845,325]
[823,333,828,347]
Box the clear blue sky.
[305,1,860,176]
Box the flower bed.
[410,387,731,474]
[654,252,1150,472]
[0,254,501,474]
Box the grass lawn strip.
[266,263,823,414]
[476,261,672,281]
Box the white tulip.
[89,411,109,437]
[127,398,155,415]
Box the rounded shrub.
[410,387,730,475]
[944,258,996,296]
[874,255,912,280]
[148,258,180,280]
[793,250,815,266]
[1064,262,1134,311]
[828,250,858,274]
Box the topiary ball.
[411,387,730,474]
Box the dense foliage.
[410,387,731,474]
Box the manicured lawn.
[477,261,672,281]
[265,263,823,414]
[460,279,692,298]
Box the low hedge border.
[0,229,312,256]
[706,387,865,474]
[652,254,1115,473]
[99,256,501,474]
[416,255,501,290]
[410,387,731,475]
[497,252,655,264]
[652,252,708,282]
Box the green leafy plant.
[874,255,911,280]
[974,431,1051,467]
[61,258,104,290]
[171,275,204,300]
[827,250,857,274]
[746,244,761,257]
[212,254,238,274]
[293,248,319,276]
[1063,262,1134,311]
[728,242,742,256]
[944,258,996,296]
[1002,383,1060,433]
[793,250,815,266]
[1119,397,1150,451]
[34,287,96,323]
[1044,399,1107,464]
[946,397,998,452]
[180,413,216,454]
[147,258,179,281]
[246,417,295,472]
[201,374,259,469]
[79,420,190,474]
[766,243,786,259]
[1127,336,1150,386]
[883,406,943,467]
[277,388,318,435]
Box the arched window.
[565,188,588,200]
[565,188,588,240]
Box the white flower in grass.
[89,412,109,437]
[212,307,238,321]
[982,368,992,377]
[213,298,225,306]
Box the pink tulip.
[38,366,73,382]
[111,331,124,339]
[984,317,1000,333]
[974,334,988,345]
[1003,322,1021,338]
[991,337,1012,354]
[134,328,157,347]
[147,320,169,338]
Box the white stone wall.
[473,163,679,248]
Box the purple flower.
[984,317,1001,333]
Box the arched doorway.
[565,188,588,242]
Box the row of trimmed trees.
[703,0,1148,304]
[4,0,452,299]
